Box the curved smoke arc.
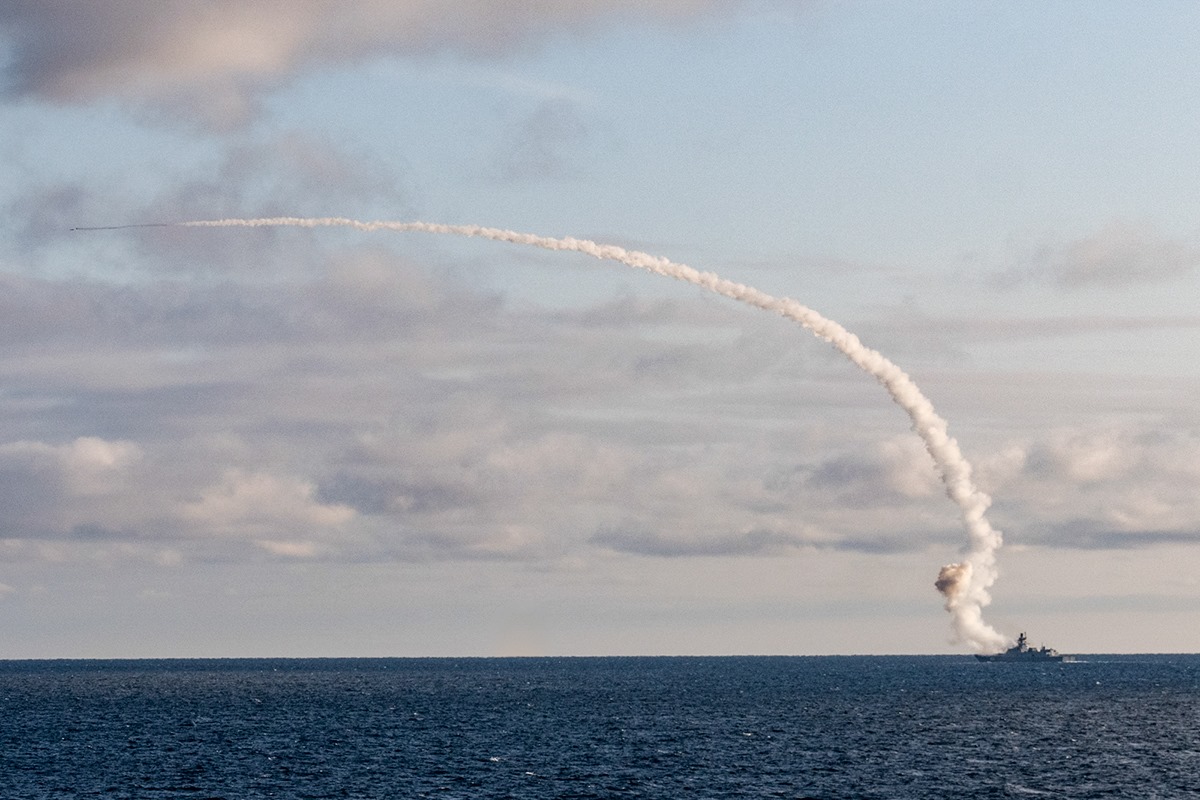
[167,216,1010,652]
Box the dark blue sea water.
[2,655,1198,799]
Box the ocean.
[1,655,1197,798]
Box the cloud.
[1042,523,1200,550]
[0,436,141,490]
[255,539,322,558]
[181,469,355,537]
[978,427,1200,549]
[12,132,412,251]
[998,220,1200,289]
[0,244,491,357]
[0,1,750,125]
[592,525,802,557]
[1024,429,1127,484]
[854,297,1200,354]
[4,134,418,311]
[766,436,941,511]
[0,436,141,532]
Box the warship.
[975,632,1073,663]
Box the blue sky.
[1,1,1199,656]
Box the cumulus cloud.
[255,539,322,558]
[1025,429,1128,484]
[0,436,141,533]
[0,1,749,125]
[181,469,355,537]
[764,436,941,511]
[0,437,140,486]
[978,427,1200,548]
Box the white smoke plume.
[156,216,1013,652]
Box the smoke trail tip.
[70,222,175,232]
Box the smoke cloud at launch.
[148,216,1012,652]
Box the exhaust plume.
[137,216,1014,652]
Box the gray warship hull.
[975,632,1073,663]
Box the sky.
[1,1,1199,657]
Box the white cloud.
[0,436,140,512]
[980,427,1200,547]
[877,436,942,499]
[182,469,355,538]
[0,436,140,482]
[0,436,143,542]
[254,539,321,558]
[58,437,143,494]
[0,1,754,125]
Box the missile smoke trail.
[88,216,1012,652]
